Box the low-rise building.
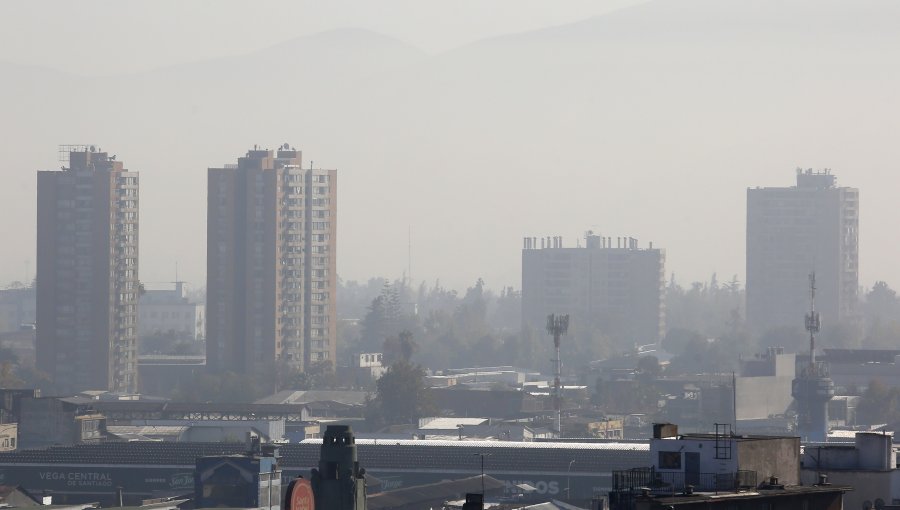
[138,355,206,396]
[194,438,281,510]
[138,282,204,341]
[801,431,899,510]
[610,423,823,510]
[18,396,107,449]
[0,423,17,451]
[0,286,35,334]
[337,353,387,388]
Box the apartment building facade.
[746,169,859,333]
[521,233,665,347]
[207,145,336,377]
[36,147,140,394]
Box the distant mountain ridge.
[2,0,899,290]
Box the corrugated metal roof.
[303,438,649,451]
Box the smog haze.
[3,0,899,291]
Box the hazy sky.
[0,0,644,74]
[0,0,643,290]
[3,0,899,295]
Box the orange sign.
[287,478,314,510]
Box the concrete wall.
[803,433,894,471]
[735,375,795,420]
[737,437,800,486]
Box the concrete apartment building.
[138,282,204,341]
[521,233,665,347]
[36,147,140,394]
[207,144,336,377]
[746,169,859,333]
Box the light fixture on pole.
[473,453,492,499]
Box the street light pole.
[474,453,492,499]
[567,459,575,500]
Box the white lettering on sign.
[39,472,113,487]
[504,479,560,495]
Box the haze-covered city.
[1,1,900,509]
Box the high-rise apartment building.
[207,145,336,377]
[36,147,140,394]
[521,233,665,347]
[746,169,859,333]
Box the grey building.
[521,233,665,347]
[138,282,204,341]
[36,147,140,394]
[746,169,859,333]
[207,145,337,377]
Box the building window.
[658,451,681,469]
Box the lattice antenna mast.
[805,272,821,370]
[546,314,569,436]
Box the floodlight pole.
[547,314,569,437]
[474,453,491,498]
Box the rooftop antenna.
[546,314,569,437]
[805,272,821,369]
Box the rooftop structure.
[609,423,840,510]
[312,425,367,510]
[801,431,896,510]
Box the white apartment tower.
[746,169,859,333]
[521,233,665,347]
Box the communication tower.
[547,314,569,437]
[791,273,835,441]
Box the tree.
[368,361,436,427]
[662,328,704,355]
[292,360,338,390]
[0,362,24,388]
[636,355,661,382]
[383,330,419,365]
[856,379,900,426]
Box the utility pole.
[473,453,491,498]
[547,314,569,437]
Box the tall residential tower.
[207,145,336,378]
[522,233,665,348]
[746,169,859,334]
[36,147,140,394]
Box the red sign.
[287,478,314,510]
